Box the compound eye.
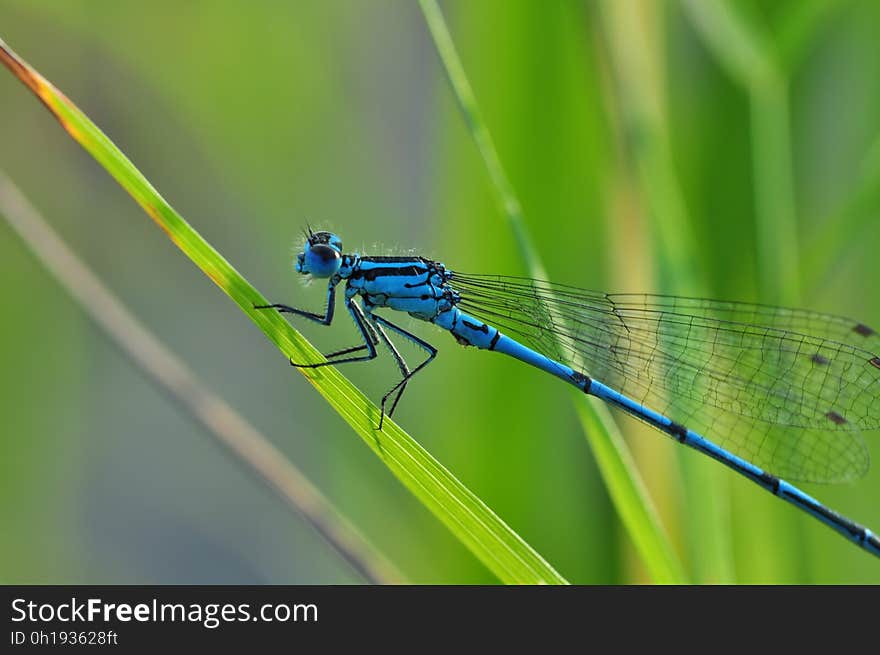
[306,244,342,277]
[311,243,338,260]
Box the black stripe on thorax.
[360,256,434,264]
[350,257,442,282]
[351,267,429,282]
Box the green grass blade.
[599,0,733,584]
[680,0,805,581]
[573,401,685,583]
[0,36,567,585]
[419,0,686,584]
[776,0,843,74]
[0,171,406,585]
[749,82,801,303]
[680,0,801,303]
[802,134,880,291]
[679,0,773,85]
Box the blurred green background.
[1,0,879,584]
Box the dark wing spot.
[825,411,848,426]
[870,357,880,369]
[810,353,830,366]
[853,323,876,337]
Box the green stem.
[600,0,734,584]
[0,35,567,585]
[680,0,805,581]
[750,76,801,303]
[419,0,686,584]
[0,171,406,585]
[801,134,880,291]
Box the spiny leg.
[289,298,377,368]
[254,280,337,325]
[365,314,412,429]
[319,341,372,360]
[370,313,438,429]
[316,318,380,363]
[255,282,381,366]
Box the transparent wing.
[452,273,880,483]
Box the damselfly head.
[295,230,343,278]
[307,230,343,252]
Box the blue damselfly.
[257,230,880,560]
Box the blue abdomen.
[434,308,500,349]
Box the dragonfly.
[256,229,880,559]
